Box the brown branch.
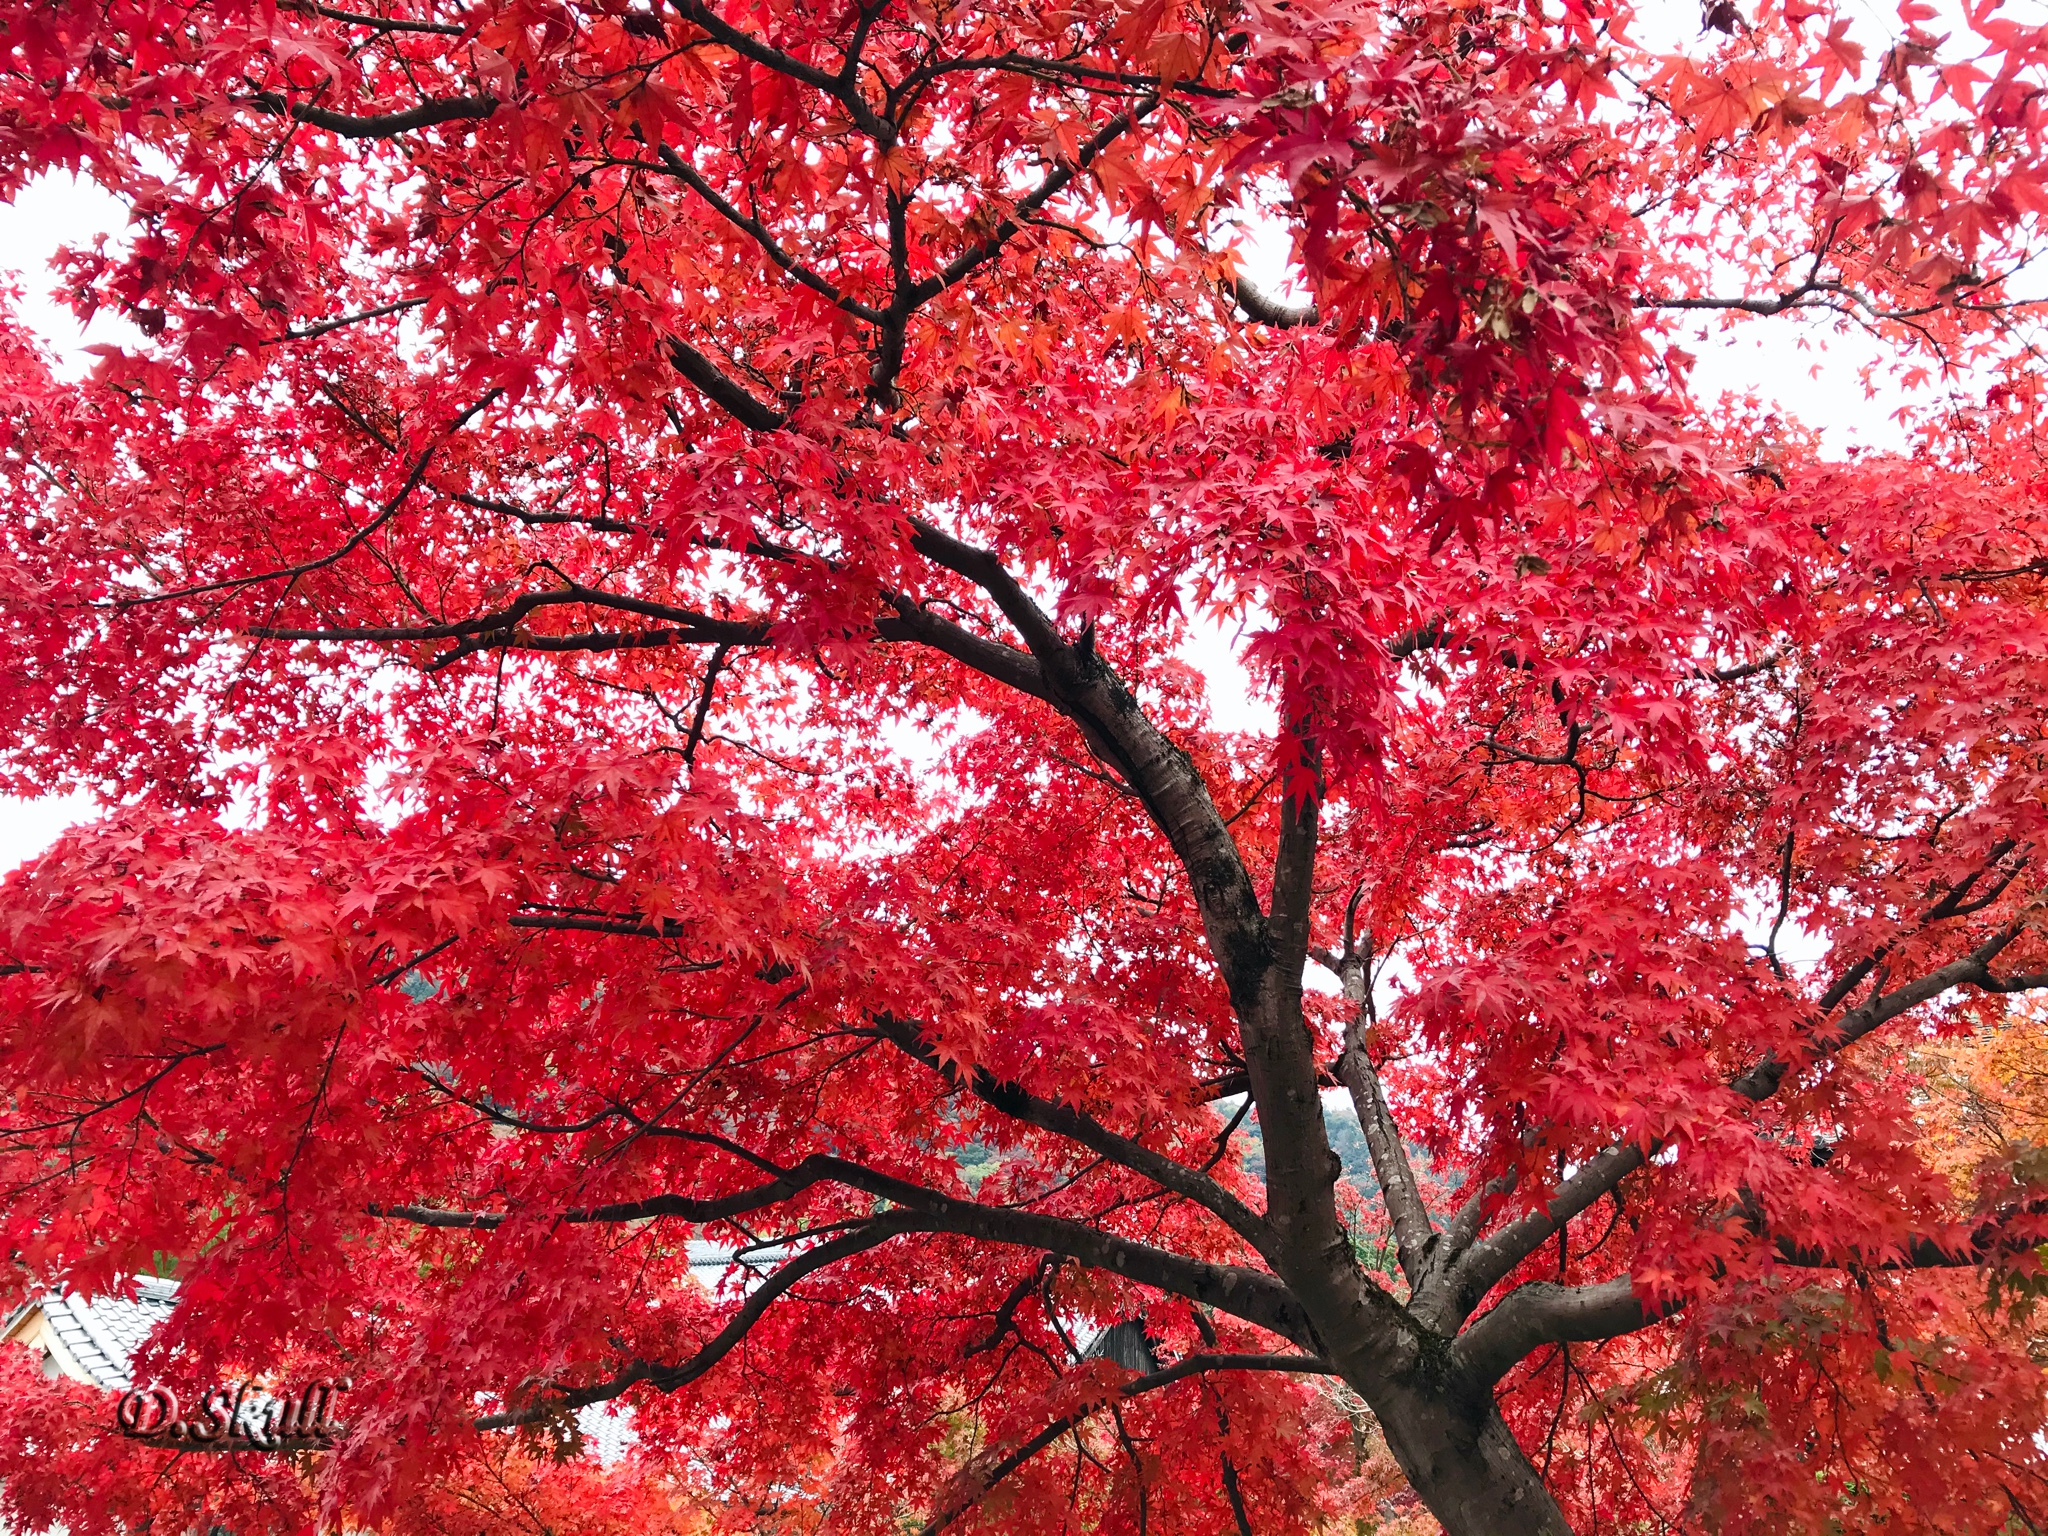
[665,338,789,431]
[873,598,1053,702]
[894,52,1238,102]
[251,91,499,138]
[380,1138,1315,1345]
[1769,1197,2048,1272]
[128,388,500,607]
[1642,282,2048,322]
[1335,1024,1433,1289]
[286,1,468,34]
[869,1013,1277,1259]
[279,296,429,342]
[1425,920,2048,1329]
[474,1218,918,1428]
[915,1352,1338,1536]
[1453,1277,1674,1386]
[369,1154,855,1230]
[246,586,770,648]
[907,103,1155,307]
[505,912,730,946]
[900,519,1269,1000]
[683,642,732,766]
[663,0,897,142]
[649,146,882,323]
[1230,278,1318,328]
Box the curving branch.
[895,517,1367,1364]
[1453,1277,1669,1386]
[666,337,790,431]
[1230,278,1318,328]
[376,1136,1315,1345]
[247,585,771,659]
[251,91,499,138]
[369,1153,851,1229]
[872,597,1053,702]
[664,0,891,139]
[475,1218,918,1428]
[649,146,883,324]
[905,103,1155,309]
[900,519,1269,1000]
[286,1,468,35]
[915,1352,1339,1536]
[869,1012,1277,1260]
[1770,1194,2048,1272]
[472,1203,1318,1431]
[1639,275,2048,322]
[1454,1189,2048,1387]
[1425,919,2048,1329]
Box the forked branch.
[915,1351,1339,1536]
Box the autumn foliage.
[4,0,2048,1529]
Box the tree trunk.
[1372,1381,1576,1536]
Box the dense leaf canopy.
[4,0,2048,1530]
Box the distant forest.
[1214,1096,1378,1193]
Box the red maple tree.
[4,0,2048,1530]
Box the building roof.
[2,1275,179,1391]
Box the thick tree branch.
[1231,278,1318,328]
[1770,1195,2048,1271]
[873,598,1053,702]
[1453,1277,1670,1386]
[509,910,730,941]
[663,0,896,141]
[666,337,790,430]
[894,52,1237,102]
[1456,1190,2048,1388]
[252,91,499,138]
[896,519,1372,1375]
[1731,921,2033,1103]
[1420,1146,1640,1329]
[1267,750,1319,976]
[382,1141,1315,1346]
[901,519,1269,1000]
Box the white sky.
[0,134,1932,871]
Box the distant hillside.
[1216,1095,1378,1194]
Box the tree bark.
[1371,1379,1576,1536]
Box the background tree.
[4,0,2048,1531]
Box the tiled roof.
[3,1276,179,1391]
